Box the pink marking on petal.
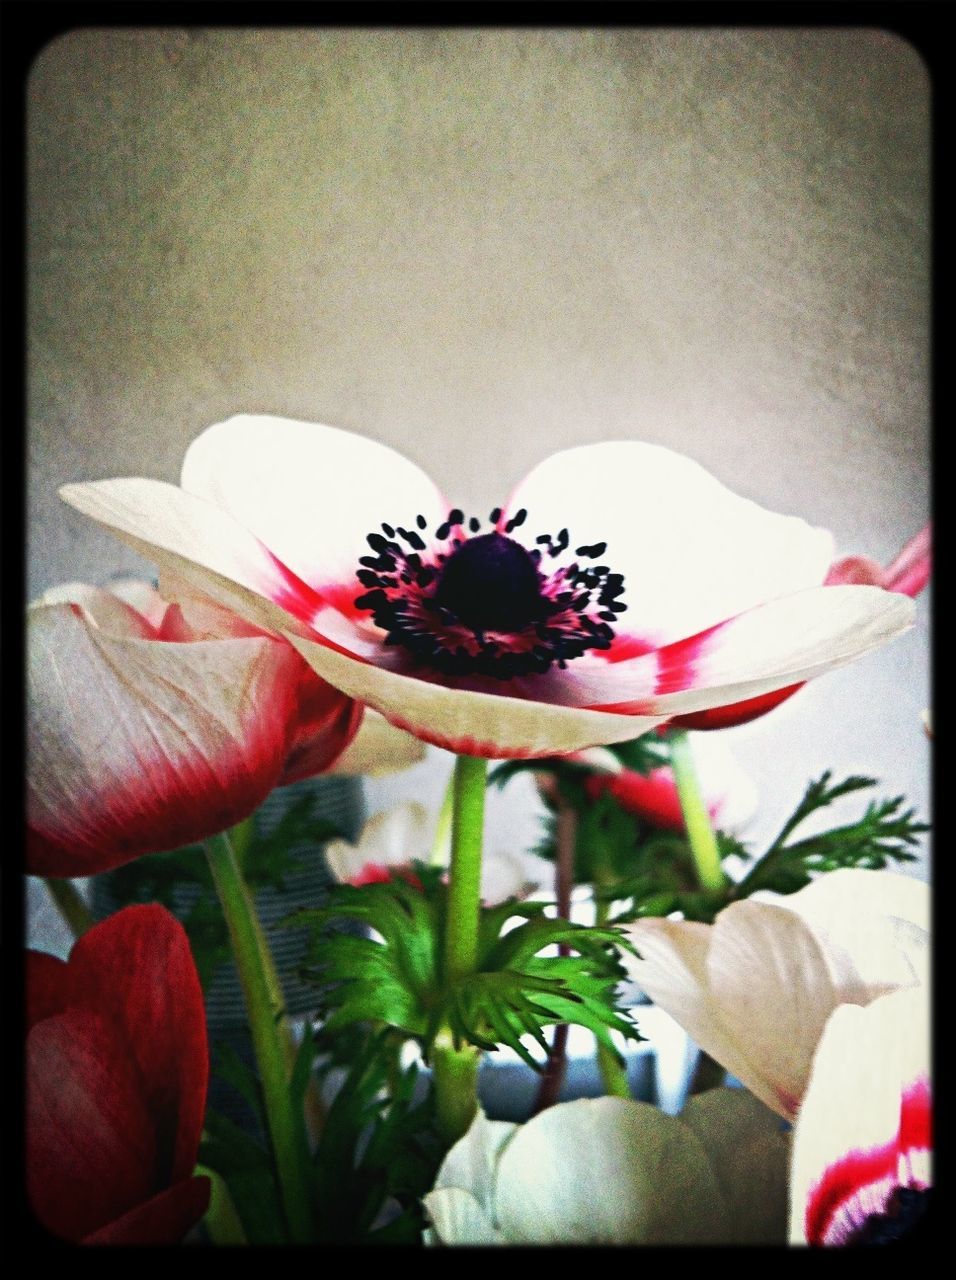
[883,525,931,598]
[804,1074,933,1246]
[316,581,371,623]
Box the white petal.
[285,631,667,758]
[181,414,449,593]
[60,478,331,638]
[572,586,914,715]
[784,870,930,989]
[431,1108,518,1214]
[493,1097,727,1243]
[686,731,758,833]
[504,441,834,646]
[103,578,172,629]
[325,802,434,882]
[625,919,771,1111]
[704,901,872,1118]
[680,1089,789,1244]
[422,1188,505,1245]
[789,986,931,1245]
[37,582,158,638]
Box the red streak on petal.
[672,683,804,730]
[263,548,330,624]
[899,1076,932,1155]
[600,632,659,663]
[804,1076,933,1246]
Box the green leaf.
[733,772,929,899]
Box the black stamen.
[469,516,481,532]
[416,513,427,529]
[504,508,528,533]
[576,541,607,558]
[489,507,502,524]
[448,508,464,526]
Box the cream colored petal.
[60,478,328,640]
[680,1088,789,1244]
[431,1108,518,1215]
[324,710,426,777]
[493,1097,728,1243]
[104,578,171,629]
[704,901,871,1118]
[285,631,666,758]
[568,587,915,715]
[625,919,765,1107]
[785,869,930,989]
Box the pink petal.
[28,602,304,875]
[285,630,667,758]
[180,414,449,596]
[502,441,834,648]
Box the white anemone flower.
[60,415,914,759]
[625,869,929,1120]
[789,985,931,1245]
[423,1089,789,1244]
[325,801,551,905]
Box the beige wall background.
[27,27,931,949]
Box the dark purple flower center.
[354,506,626,679]
[434,532,548,633]
[850,1186,930,1245]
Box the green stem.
[432,754,487,1143]
[593,892,632,1099]
[432,1029,481,1144]
[668,729,726,893]
[204,831,314,1243]
[196,1161,248,1245]
[443,754,487,983]
[44,877,94,939]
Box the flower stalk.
[204,830,314,1243]
[432,753,487,1142]
[668,728,726,893]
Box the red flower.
[26,905,210,1244]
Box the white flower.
[325,801,551,905]
[625,869,928,1120]
[423,1090,789,1244]
[60,415,913,758]
[789,985,931,1245]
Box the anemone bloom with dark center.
[60,415,916,759]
